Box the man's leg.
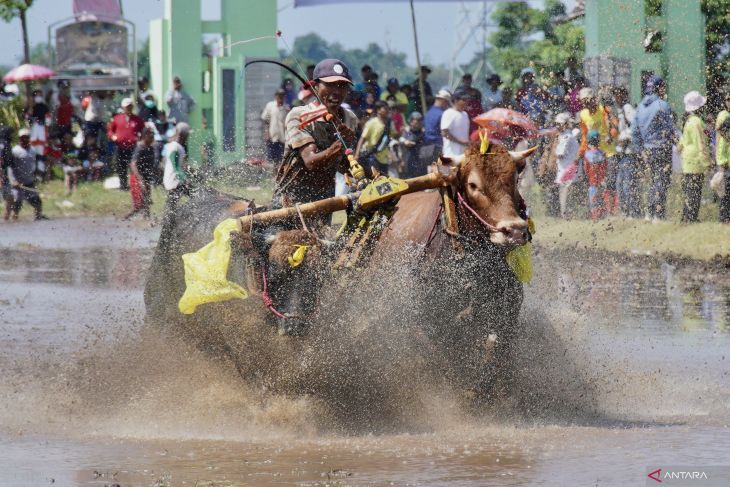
[116,147,132,190]
[720,172,730,223]
[26,189,44,220]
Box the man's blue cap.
[387,77,399,86]
[313,59,352,84]
[645,75,665,93]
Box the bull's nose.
[496,220,529,245]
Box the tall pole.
[409,0,427,115]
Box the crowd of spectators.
[0,76,195,221]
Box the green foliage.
[702,0,730,80]
[644,0,663,17]
[474,1,584,86]
[137,37,150,80]
[0,0,32,22]
[0,95,24,130]
[28,41,51,66]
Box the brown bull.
[144,142,532,429]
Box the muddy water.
[0,218,728,486]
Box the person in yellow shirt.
[677,91,711,223]
[715,92,730,223]
[355,100,399,176]
[578,87,619,214]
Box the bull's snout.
[492,219,529,246]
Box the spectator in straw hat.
[677,91,710,223]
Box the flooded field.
[0,218,728,486]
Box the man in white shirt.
[483,73,503,112]
[440,92,471,162]
[260,88,290,164]
[163,123,190,211]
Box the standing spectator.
[54,93,75,137]
[547,71,569,116]
[583,130,608,220]
[384,96,405,134]
[83,92,104,137]
[163,122,191,211]
[677,91,710,224]
[400,111,427,178]
[552,113,582,219]
[355,100,398,176]
[515,68,548,124]
[126,127,158,219]
[62,151,82,196]
[440,92,470,163]
[565,76,586,116]
[424,89,451,158]
[380,78,408,113]
[27,89,50,157]
[537,113,578,217]
[7,128,47,221]
[483,74,503,112]
[137,76,153,105]
[456,73,483,133]
[400,84,416,117]
[281,78,296,107]
[631,75,676,221]
[410,65,434,115]
[578,87,618,214]
[614,87,641,218]
[261,88,290,164]
[138,93,159,122]
[166,76,195,124]
[715,93,730,222]
[0,127,13,220]
[108,98,145,191]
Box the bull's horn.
[508,146,538,162]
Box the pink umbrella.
[3,64,56,83]
[473,108,540,140]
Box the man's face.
[454,98,467,111]
[657,84,667,98]
[489,80,500,91]
[143,132,155,145]
[174,79,182,90]
[19,136,30,148]
[317,81,350,111]
[522,74,534,86]
[124,104,133,115]
[410,118,422,131]
[388,83,398,94]
[614,89,627,106]
[275,93,285,105]
[462,76,472,88]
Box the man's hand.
[336,122,356,145]
[325,140,344,159]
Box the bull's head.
[441,144,535,247]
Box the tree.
[464,0,583,87]
[702,0,730,83]
[0,0,35,104]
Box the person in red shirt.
[55,94,74,136]
[108,97,144,190]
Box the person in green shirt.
[678,91,711,223]
[715,93,730,223]
[355,100,398,177]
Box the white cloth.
[440,108,470,160]
[162,141,187,190]
[84,96,103,122]
[554,129,580,184]
[261,100,289,143]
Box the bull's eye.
[468,182,479,191]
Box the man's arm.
[107,117,117,142]
[441,129,469,146]
[299,141,344,171]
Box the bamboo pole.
[238,172,448,233]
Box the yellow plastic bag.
[505,218,535,283]
[178,218,249,314]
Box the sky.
[0,0,575,67]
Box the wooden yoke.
[237,171,452,234]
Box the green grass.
[527,174,730,261]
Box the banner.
[73,0,121,21]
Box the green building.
[584,0,705,111]
[149,0,279,164]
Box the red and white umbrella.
[3,64,56,83]
[473,108,540,139]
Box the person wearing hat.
[631,75,676,220]
[7,128,47,221]
[409,65,433,115]
[107,97,145,190]
[484,73,503,112]
[273,58,359,210]
[677,91,711,223]
[423,89,451,158]
[261,88,291,164]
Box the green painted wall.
[149,0,278,165]
[585,0,705,112]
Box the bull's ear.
[438,156,455,167]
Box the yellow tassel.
[505,218,536,284]
[479,129,490,155]
[287,245,310,268]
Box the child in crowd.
[552,113,581,218]
[677,91,711,223]
[62,151,82,196]
[83,149,105,181]
[583,129,608,220]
